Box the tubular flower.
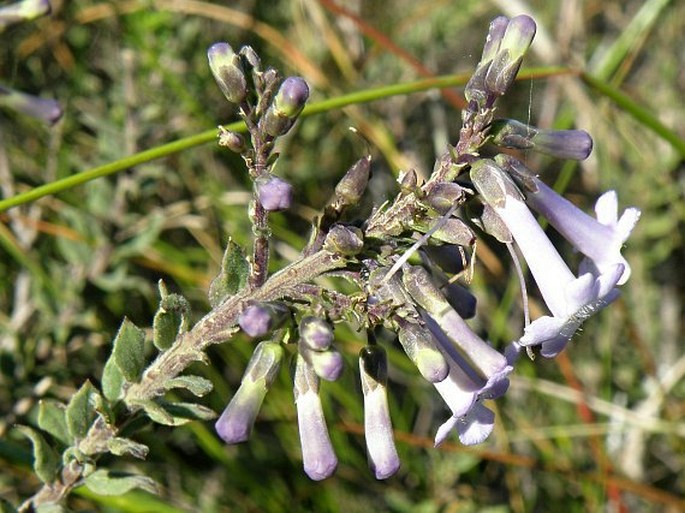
[471,159,624,357]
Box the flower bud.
[302,346,344,382]
[207,42,247,104]
[358,345,399,479]
[217,127,246,153]
[397,168,418,192]
[480,16,509,64]
[334,156,371,206]
[397,321,449,383]
[256,174,293,211]
[238,302,290,338]
[430,218,475,246]
[479,203,513,243]
[323,225,364,256]
[272,76,309,118]
[424,182,465,214]
[215,341,284,443]
[0,86,62,125]
[490,119,593,160]
[299,316,334,351]
[484,15,536,96]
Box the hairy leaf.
[152,287,190,351]
[101,358,125,402]
[111,318,146,382]
[37,400,70,446]
[107,437,149,459]
[15,426,60,484]
[83,469,158,496]
[163,375,214,396]
[208,238,249,307]
[65,381,97,441]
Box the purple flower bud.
[0,0,51,29]
[272,76,310,118]
[323,225,364,256]
[207,42,247,104]
[256,175,293,211]
[484,15,536,96]
[299,316,334,351]
[238,302,289,337]
[293,355,338,480]
[480,16,509,64]
[0,86,62,125]
[334,156,371,206]
[490,119,593,160]
[215,341,284,443]
[300,346,344,382]
[359,346,400,479]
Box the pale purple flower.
[299,316,334,351]
[300,345,344,382]
[472,162,625,357]
[359,346,400,479]
[293,355,337,481]
[238,302,289,337]
[435,403,495,447]
[0,86,62,125]
[215,341,283,443]
[272,76,310,118]
[525,179,640,285]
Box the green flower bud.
[334,156,371,206]
[217,127,246,153]
[323,225,364,256]
[424,182,465,214]
[207,42,247,104]
[469,158,523,209]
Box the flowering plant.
[5,11,643,512]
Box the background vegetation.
[1,0,683,511]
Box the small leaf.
[163,375,214,397]
[38,400,70,445]
[134,400,180,426]
[83,469,158,496]
[208,239,249,307]
[101,358,125,402]
[162,401,217,421]
[152,288,190,351]
[65,381,97,441]
[15,426,60,483]
[107,437,149,459]
[112,318,146,382]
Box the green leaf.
[111,318,146,382]
[65,381,97,441]
[37,400,71,446]
[101,358,125,402]
[133,399,216,426]
[152,284,190,351]
[83,469,158,496]
[162,401,217,421]
[163,375,214,397]
[208,238,249,307]
[15,426,61,484]
[133,400,178,426]
[107,437,149,459]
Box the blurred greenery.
[1,0,683,512]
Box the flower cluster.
[208,14,640,481]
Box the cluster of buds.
[208,13,640,482]
[207,42,310,212]
[0,0,62,124]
